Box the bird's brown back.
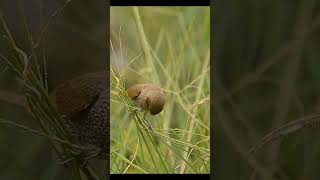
[50,71,107,120]
[49,71,109,158]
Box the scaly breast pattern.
[50,71,109,158]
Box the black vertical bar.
[106,0,110,179]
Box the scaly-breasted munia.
[49,71,109,159]
[126,84,165,116]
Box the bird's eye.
[132,91,141,100]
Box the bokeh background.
[110,6,210,174]
[0,0,107,179]
[214,0,320,179]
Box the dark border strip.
[110,0,210,6]
[110,174,210,179]
[106,0,111,177]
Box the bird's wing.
[49,71,108,121]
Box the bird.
[126,84,165,116]
[126,84,165,145]
[49,71,109,159]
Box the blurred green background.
[214,0,320,179]
[0,0,107,179]
[110,7,210,174]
